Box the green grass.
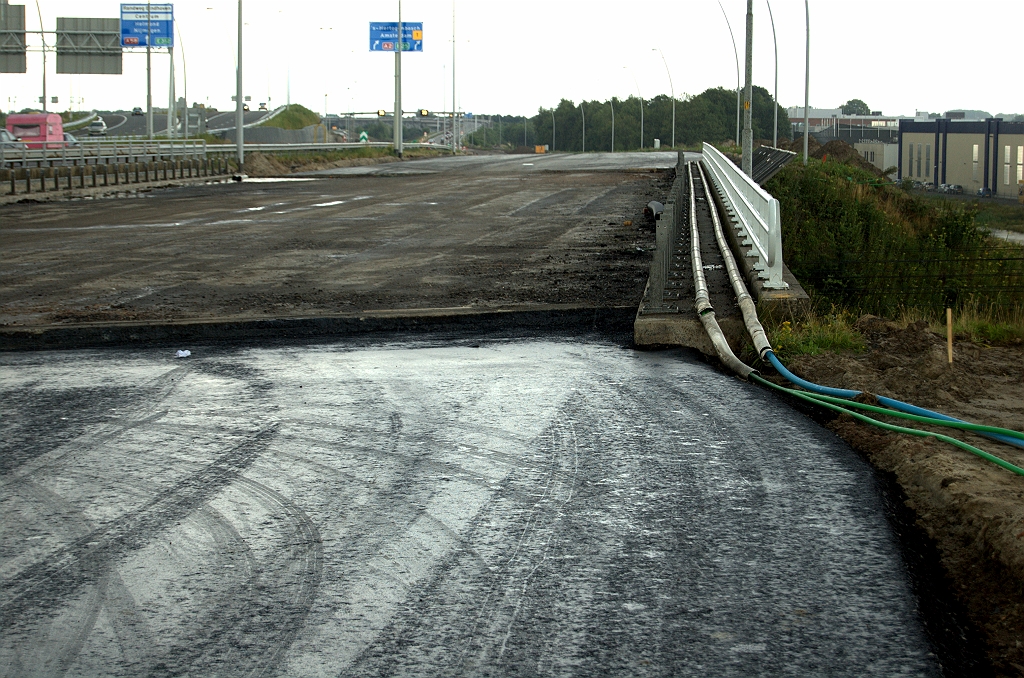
[898,302,1024,346]
[917,193,1024,233]
[257,104,320,130]
[766,159,1024,315]
[757,306,866,360]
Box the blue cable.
[765,350,1024,450]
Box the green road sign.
[359,131,369,142]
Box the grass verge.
[256,104,320,130]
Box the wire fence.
[799,244,1024,313]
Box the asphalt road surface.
[0,338,939,676]
[1,153,674,331]
[87,110,273,138]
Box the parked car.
[132,107,144,116]
[62,133,80,146]
[0,128,26,149]
[948,184,964,194]
[258,103,268,111]
[977,187,993,198]
[88,119,107,136]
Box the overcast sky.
[3,0,1022,118]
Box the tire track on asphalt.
[345,395,586,676]
[0,425,278,625]
[2,364,186,480]
[138,478,321,677]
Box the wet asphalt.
[0,338,940,676]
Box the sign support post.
[146,2,152,139]
[394,2,402,157]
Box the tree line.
[466,85,790,151]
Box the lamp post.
[610,98,615,152]
[741,0,753,176]
[766,0,778,148]
[718,1,740,146]
[34,0,45,113]
[653,48,674,148]
[803,0,810,165]
[235,0,243,169]
[580,103,585,153]
[551,109,555,152]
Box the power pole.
[741,0,753,176]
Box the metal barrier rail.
[203,141,442,154]
[701,143,788,289]
[1,139,208,169]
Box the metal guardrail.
[203,141,442,154]
[1,138,207,169]
[701,143,788,289]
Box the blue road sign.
[369,22,423,52]
[120,4,174,48]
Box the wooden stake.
[946,307,954,364]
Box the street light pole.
[550,109,555,152]
[654,48,674,148]
[766,0,778,148]
[610,99,614,152]
[803,0,810,165]
[718,1,740,146]
[580,103,585,153]
[451,1,456,154]
[741,0,753,176]
[235,0,243,169]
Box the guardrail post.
[10,169,16,195]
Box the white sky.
[3,0,1022,117]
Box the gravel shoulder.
[775,317,1024,675]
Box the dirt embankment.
[241,152,403,177]
[779,316,1024,675]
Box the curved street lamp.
[610,98,615,152]
[653,48,674,148]
[580,102,585,153]
[803,0,810,165]
[551,109,555,152]
[766,0,778,148]
[718,1,740,146]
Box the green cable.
[792,390,1024,441]
[749,373,1024,478]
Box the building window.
[925,144,931,178]
[917,143,922,177]
[870,151,876,163]
[1005,145,1012,185]
[973,143,979,182]
[1018,146,1023,183]
[907,143,914,177]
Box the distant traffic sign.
[359,131,369,142]
[369,22,423,52]
[120,4,174,48]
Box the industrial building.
[899,118,1024,196]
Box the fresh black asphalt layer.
[1,338,940,676]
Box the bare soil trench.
[769,317,1024,676]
